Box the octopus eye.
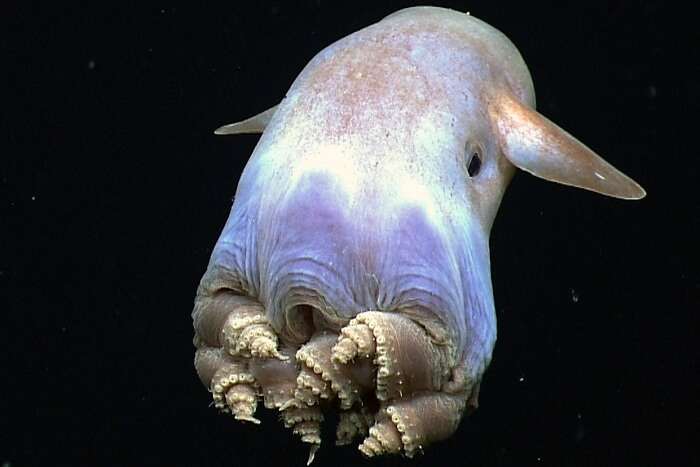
[467,151,482,177]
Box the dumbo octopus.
[192,6,645,462]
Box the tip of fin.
[213,122,258,135]
[620,183,647,200]
[213,124,237,135]
[213,104,279,136]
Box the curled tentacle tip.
[331,340,356,364]
[235,415,261,425]
[279,399,299,411]
[306,445,319,465]
[357,439,380,458]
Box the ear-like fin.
[214,105,279,135]
[489,93,646,200]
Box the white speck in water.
[571,288,579,303]
[519,376,525,382]
[87,60,95,70]
[31,195,36,201]
[594,171,606,180]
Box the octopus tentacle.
[193,346,228,387]
[220,300,286,360]
[194,299,469,460]
[224,384,259,424]
[281,405,324,465]
[331,320,376,364]
[360,392,466,458]
[296,331,369,409]
[295,366,333,405]
[193,290,286,360]
[210,360,260,423]
[336,407,373,446]
[248,347,298,409]
[331,311,469,458]
[334,311,453,401]
[247,347,322,463]
[358,412,403,457]
[194,347,260,423]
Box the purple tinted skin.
[203,8,534,383]
[209,164,496,382]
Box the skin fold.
[192,6,645,462]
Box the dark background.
[3,1,697,466]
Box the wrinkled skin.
[192,7,645,462]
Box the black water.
[3,2,696,466]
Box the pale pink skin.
[193,6,644,460]
[210,6,533,378]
